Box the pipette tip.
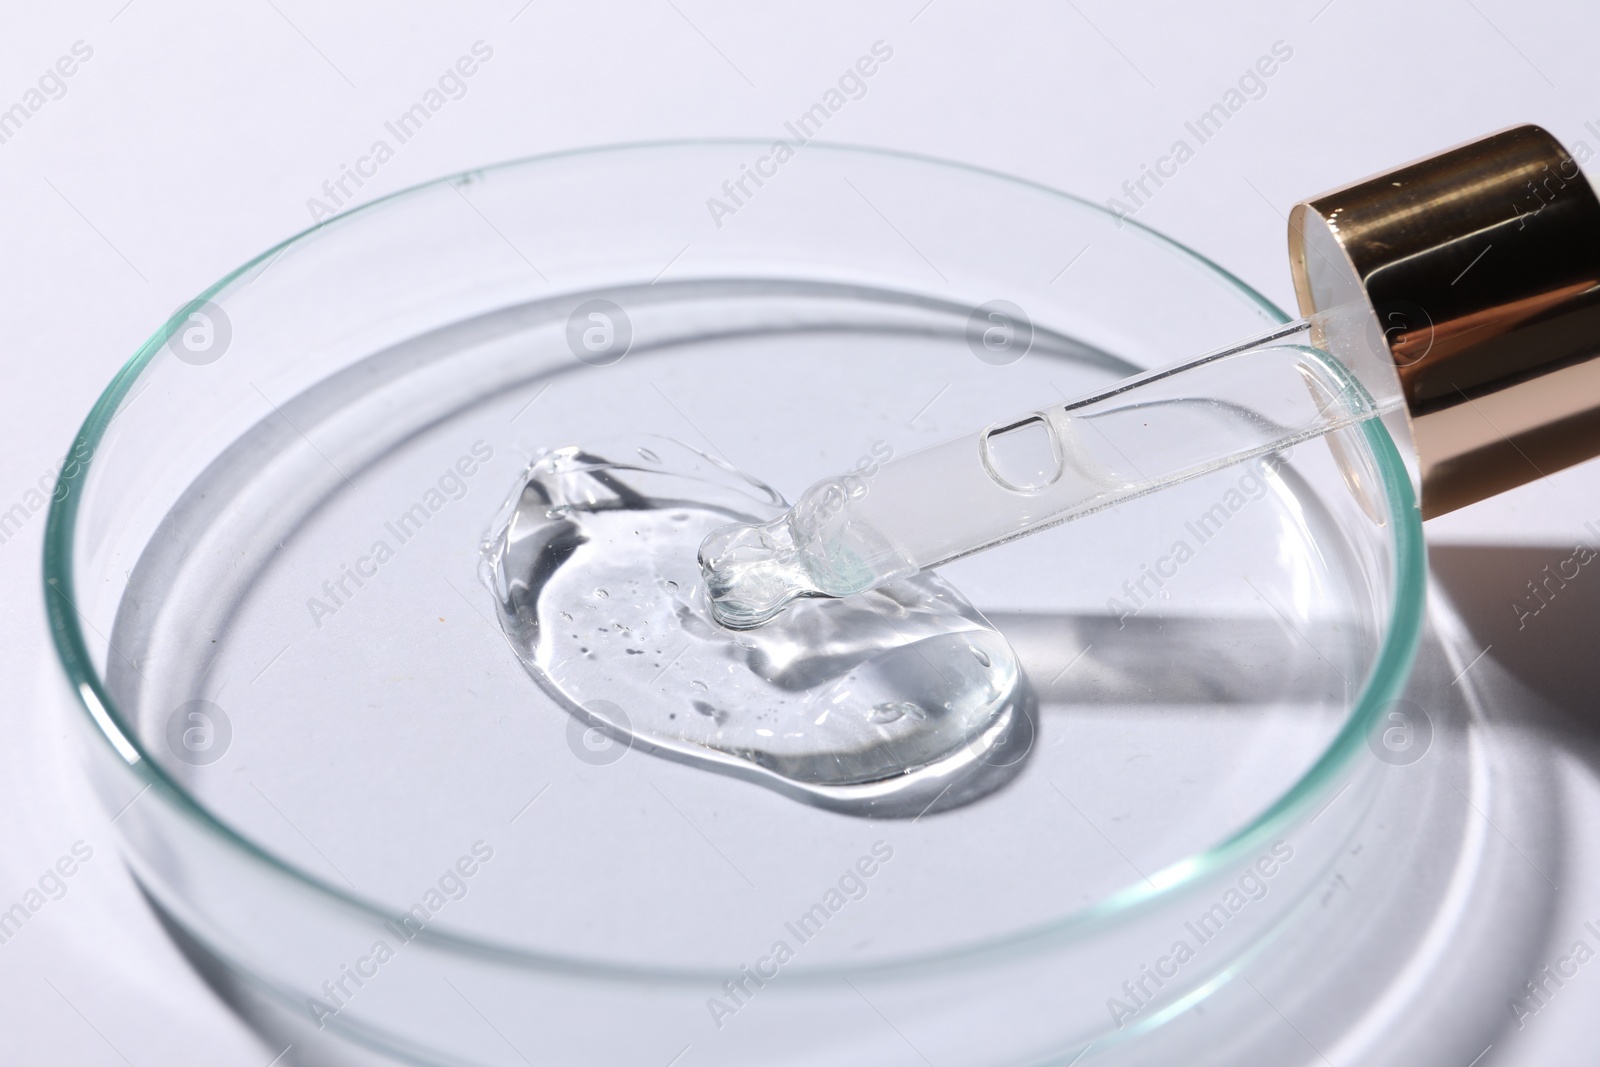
[697,516,821,629]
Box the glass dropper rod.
[699,301,1405,629]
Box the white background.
[2,1,1599,1063]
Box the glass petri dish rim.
[41,138,1427,982]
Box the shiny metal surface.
[1289,124,1600,517]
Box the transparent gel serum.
[481,438,1032,817]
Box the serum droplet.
[480,437,1033,817]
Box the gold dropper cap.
[1288,124,1600,518]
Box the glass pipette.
[699,301,1403,629]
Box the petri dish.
[45,141,1424,1065]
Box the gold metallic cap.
[1288,124,1600,518]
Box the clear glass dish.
[45,141,1425,1065]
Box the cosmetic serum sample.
[481,438,1032,816]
